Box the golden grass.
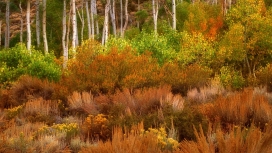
[177,123,272,153]
[68,91,98,114]
[204,88,272,126]
[79,122,165,153]
[24,98,59,116]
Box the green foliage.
[178,32,216,67]
[256,63,272,91]
[130,31,177,64]
[224,0,272,76]
[218,66,245,90]
[0,43,61,86]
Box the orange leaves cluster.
[184,2,224,40]
[63,46,160,94]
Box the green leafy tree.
[221,0,272,77]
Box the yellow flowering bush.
[82,114,110,140]
[140,127,179,151]
[5,105,24,119]
[34,123,79,140]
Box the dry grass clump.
[187,77,225,103]
[111,85,184,115]
[24,98,59,116]
[68,91,99,115]
[205,88,272,127]
[80,122,165,153]
[177,123,272,153]
[8,75,54,107]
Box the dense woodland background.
[0,0,272,152]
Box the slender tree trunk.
[172,0,176,30]
[137,0,140,29]
[72,0,77,53]
[77,0,85,43]
[120,0,123,36]
[86,1,92,39]
[19,2,23,43]
[102,0,110,45]
[110,0,116,36]
[36,0,41,47]
[5,0,10,48]
[26,0,31,51]
[43,0,48,53]
[63,0,68,68]
[152,0,158,34]
[90,0,95,38]
[121,0,128,38]
[92,0,99,35]
[66,1,72,53]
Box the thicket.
[0,0,272,152]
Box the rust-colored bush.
[63,46,161,94]
[161,63,212,95]
[204,88,272,128]
[6,75,54,107]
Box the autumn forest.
[0,0,272,152]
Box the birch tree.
[91,0,99,35]
[42,0,48,53]
[110,0,116,36]
[86,0,92,39]
[121,0,128,38]
[36,0,41,47]
[89,0,95,38]
[102,0,110,45]
[26,0,31,51]
[76,0,85,43]
[72,0,77,53]
[63,0,68,68]
[172,0,176,30]
[120,0,123,36]
[19,2,23,43]
[152,0,159,34]
[5,0,10,48]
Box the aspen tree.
[36,0,40,47]
[5,0,10,48]
[26,0,31,51]
[42,0,48,53]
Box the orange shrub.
[161,63,212,95]
[63,46,161,94]
[204,88,272,128]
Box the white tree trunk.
[77,0,85,43]
[19,2,23,43]
[121,0,128,38]
[137,0,140,28]
[5,0,10,48]
[27,0,31,51]
[90,0,95,38]
[102,0,110,45]
[43,0,48,53]
[36,0,40,47]
[172,0,176,30]
[120,0,123,36]
[72,0,77,53]
[86,1,92,39]
[92,0,99,35]
[110,0,116,36]
[152,0,158,34]
[63,0,68,68]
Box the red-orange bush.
[63,46,161,94]
[161,63,212,95]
